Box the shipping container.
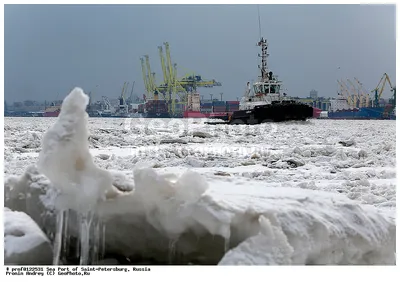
[226,101,240,105]
[212,101,226,106]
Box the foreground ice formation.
[37,87,114,212]
[3,88,396,265]
[4,208,53,265]
[5,165,396,265]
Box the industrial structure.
[336,78,372,109]
[371,73,395,108]
[140,42,222,116]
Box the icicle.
[91,216,100,264]
[79,211,94,265]
[53,210,64,265]
[168,237,179,265]
[224,237,230,253]
[62,210,70,260]
[100,223,106,259]
[75,232,80,259]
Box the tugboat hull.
[229,101,313,124]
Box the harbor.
[4,40,395,121]
[4,4,396,268]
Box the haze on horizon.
[4,4,396,103]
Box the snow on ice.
[4,208,53,265]
[3,88,396,265]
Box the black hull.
[143,112,171,118]
[229,101,313,124]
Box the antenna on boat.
[257,5,262,40]
[256,5,269,82]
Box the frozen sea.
[4,117,396,210]
[3,115,397,265]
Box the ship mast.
[257,5,269,82]
[258,38,269,82]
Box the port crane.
[371,73,396,107]
[127,81,135,104]
[337,79,354,107]
[140,42,222,115]
[116,82,129,114]
[101,96,114,112]
[353,77,370,107]
[346,79,361,108]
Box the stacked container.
[226,101,240,112]
[174,103,185,114]
[212,100,227,113]
[145,99,168,114]
[138,104,145,113]
[200,101,213,113]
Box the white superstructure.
[239,38,283,111]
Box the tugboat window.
[263,85,270,94]
[254,85,262,94]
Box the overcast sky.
[4,4,396,103]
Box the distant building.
[310,89,318,100]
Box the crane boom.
[140,41,222,116]
[130,81,135,97]
[140,58,149,93]
[120,82,127,102]
[371,73,395,107]
[144,55,155,93]
[164,42,174,85]
[338,79,353,106]
[158,46,169,85]
[347,79,359,108]
[354,77,371,107]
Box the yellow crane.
[158,46,169,85]
[140,42,222,116]
[164,42,175,86]
[140,58,150,93]
[347,79,360,108]
[144,55,155,91]
[371,73,395,107]
[338,79,354,107]
[354,77,370,107]
[142,55,161,100]
[117,82,128,112]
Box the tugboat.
[227,37,313,124]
